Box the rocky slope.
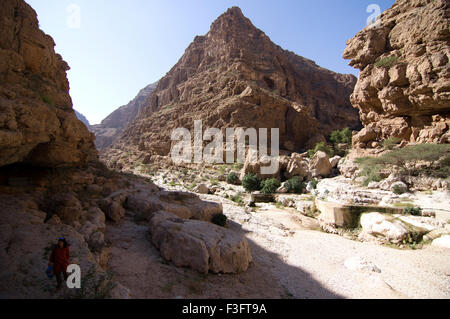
[0,0,97,168]
[344,0,450,148]
[91,82,157,149]
[105,7,360,167]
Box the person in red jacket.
[49,237,70,290]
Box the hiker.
[48,237,70,290]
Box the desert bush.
[375,55,399,68]
[211,213,228,227]
[329,128,352,145]
[355,144,450,180]
[402,207,422,216]
[226,172,240,185]
[242,173,262,192]
[261,178,281,194]
[284,177,305,194]
[382,137,401,150]
[230,194,244,206]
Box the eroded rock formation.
[343,0,450,148]
[0,0,97,168]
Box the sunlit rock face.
[105,6,360,166]
[344,0,450,148]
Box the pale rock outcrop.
[310,151,332,177]
[329,155,342,168]
[359,212,429,244]
[149,211,252,274]
[359,212,409,243]
[431,235,450,249]
[343,0,450,147]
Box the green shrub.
[375,55,399,68]
[261,178,281,194]
[284,177,305,194]
[382,137,401,150]
[242,173,262,192]
[329,128,352,145]
[309,178,319,190]
[402,207,422,216]
[211,213,228,227]
[226,172,239,185]
[308,142,334,158]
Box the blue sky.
[25,0,395,124]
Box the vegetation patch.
[382,137,401,150]
[242,173,262,192]
[226,172,240,185]
[374,55,399,68]
[284,177,305,194]
[261,178,281,194]
[355,144,450,184]
[308,128,352,158]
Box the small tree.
[242,173,262,192]
[261,178,281,194]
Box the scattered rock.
[194,184,210,194]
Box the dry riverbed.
[105,170,450,299]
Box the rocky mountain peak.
[105,7,360,165]
[207,6,259,39]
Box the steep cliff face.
[91,82,157,149]
[0,0,97,168]
[343,0,450,148]
[107,7,359,164]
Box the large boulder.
[284,152,309,179]
[310,151,332,177]
[359,212,409,243]
[149,211,252,274]
[359,212,430,244]
[432,235,450,249]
